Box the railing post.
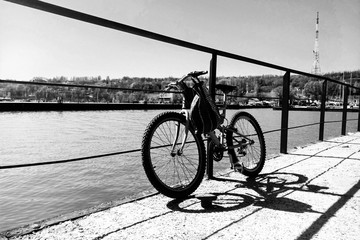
[209,53,217,100]
[207,53,217,179]
[341,86,349,135]
[280,71,290,154]
[319,80,327,141]
[358,97,360,131]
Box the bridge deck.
[3,133,360,240]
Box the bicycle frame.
[169,71,255,160]
[170,82,251,157]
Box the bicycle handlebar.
[177,70,208,84]
[165,71,208,91]
[187,71,208,78]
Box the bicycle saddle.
[215,84,237,94]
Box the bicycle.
[141,71,266,198]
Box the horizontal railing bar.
[263,118,358,135]
[289,122,324,130]
[324,118,358,124]
[4,0,359,90]
[0,141,198,169]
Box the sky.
[0,0,359,80]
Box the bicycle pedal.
[233,162,244,173]
[239,152,246,157]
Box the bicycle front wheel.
[226,111,266,177]
[141,111,206,198]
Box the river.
[0,109,358,231]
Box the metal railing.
[2,0,360,177]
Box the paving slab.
[1,133,360,240]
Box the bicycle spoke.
[177,158,194,185]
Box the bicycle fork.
[170,110,189,156]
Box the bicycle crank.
[209,141,224,162]
[213,147,224,161]
[232,161,244,173]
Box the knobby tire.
[141,112,206,198]
[226,111,266,177]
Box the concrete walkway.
[2,133,360,240]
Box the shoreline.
[272,106,360,112]
[0,102,270,112]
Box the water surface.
[0,109,358,231]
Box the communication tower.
[311,12,321,74]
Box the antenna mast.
[312,12,321,74]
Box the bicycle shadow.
[167,192,254,213]
[167,172,327,214]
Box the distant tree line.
[217,70,360,104]
[0,70,359,103]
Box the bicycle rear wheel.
[226,111,266,177]
[142,111,206,198]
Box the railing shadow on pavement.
[296,179,360,240]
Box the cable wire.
[0,148,141,170]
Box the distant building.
[158,93,175,103]
[0,90,11,101]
